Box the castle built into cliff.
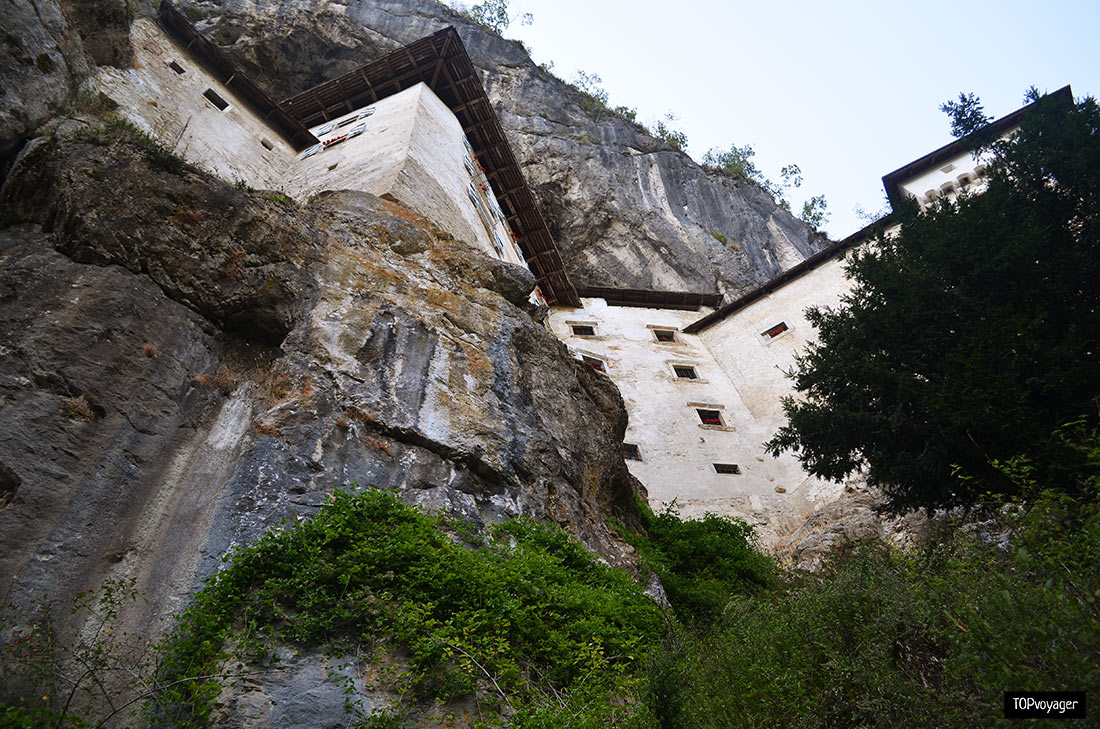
[97,3,1062,541]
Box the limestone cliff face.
[179,0,830,297]
[0,131,644,645]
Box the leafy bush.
[624,503,775,625]
[153,489,667,726]
[649,115,688,151]
[650,430,1100,728]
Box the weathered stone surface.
[773,489,888,571]
[0,0,90,176]
[177,0,830,297]
[0,134,645,656]
[1,134,321,345]
[59,0,135,68]
[209,649,380,729]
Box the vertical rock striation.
[0,133,644,647]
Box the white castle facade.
[93,4,1059,545]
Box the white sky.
[501,0,1100,239]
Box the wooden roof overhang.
[575,286,723,311]
[279,27,580,307]
[158,3,318,150]
[881,85,1072,206]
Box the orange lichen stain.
[361,434,392,455]
[583,464,601,500]
[343,406,377,425]
[380,197,428,226]
[458,341,494,382]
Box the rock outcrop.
[0,0,91,177]
[178,0,830,297]
[0,129,645,651]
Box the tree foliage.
[767,91,1100,513]
[939,91,992,139]
[463,0,531,35]
[702,145,827,227]
[702,143,765,184]
[800,194,829,230]
[650,113,687,151]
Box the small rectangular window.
[653,329,676,343]
[260,138,274,150]
[571,325,596,337]
[762,321,789,339]
[697,409,723,426]
[622,443,642,461]
[674,365,698,380]
[581,355,605,373]
[202,88,229,111]
[165,59,185,74]
[714,463,741,474]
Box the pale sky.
[500,0,1100,239]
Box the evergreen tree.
[766,91,1100,513]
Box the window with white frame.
[202,88,229,111]
[581,355,606,373]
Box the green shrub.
[624,503,776,625]
[154,488,667,726]
[650,480,1100,728]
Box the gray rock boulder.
[0,132,645,658]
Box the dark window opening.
[674,365,698,380]
[166,59,185,75]
[714,463,741,474]
[571,325,596,337]
[202,88,229,111]
[654,329,676,342]
[697,409,723,426]
[622,443,642,461]
[762,321,789,339]
[260,138,274,150]
[582,355,605,373]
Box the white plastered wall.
[95,18,296,189]
[549,296,847,545]
[94,21,523,266]
[898,146,996,208]
[284,84,522,264]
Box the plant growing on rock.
[649,114,688,151]
[456,0,532,36]
[151,488,668,726]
